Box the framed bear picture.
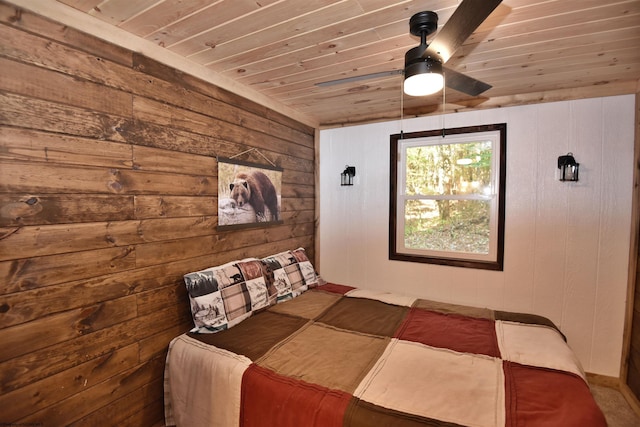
[217,157,283,230]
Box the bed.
[164,249,607,427]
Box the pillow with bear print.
[183,258,276,333]
[261,251,298,302]
[291,247,320,288]
[261,248,319,302]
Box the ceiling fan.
[315,0,502,97]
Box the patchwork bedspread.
[164,283,606,427]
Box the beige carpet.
[591,385,640,427]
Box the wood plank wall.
[0,3,316,425]
[625,91,640,406]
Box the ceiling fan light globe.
[404,72,444,96]
[403,60,444,96]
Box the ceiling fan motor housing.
[404,54,443,80]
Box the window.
[389,124,506,270]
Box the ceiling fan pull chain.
[442,75,446,138]
[400,72,404,139]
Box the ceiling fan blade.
[425,0,502,63]
[444,66,491,96]
[315,70,402,87]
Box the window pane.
[404,199,490,254]
[405,141,493,196]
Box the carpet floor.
[591,384,640,427]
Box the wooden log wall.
[0,3,316,426]
[624,92,640,407]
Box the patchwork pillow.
[261,251,297,302]
[261,248,319,302]
[291,247,320,288]
[184,258,276,333]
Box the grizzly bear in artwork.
[229,171,279,222]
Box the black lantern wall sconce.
[557,153,579,182]
[341,166,356,186]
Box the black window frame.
[389,123,507,271]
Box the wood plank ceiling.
[55,0,640,127]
